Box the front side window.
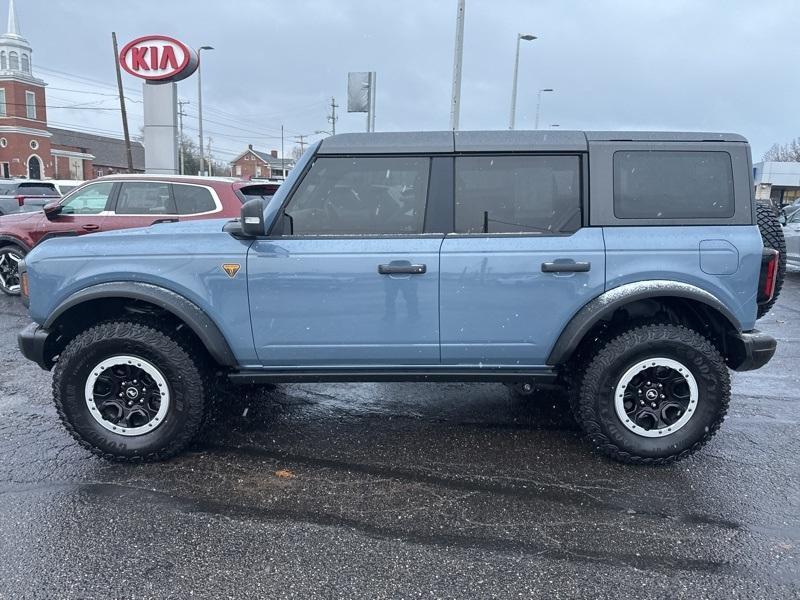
[455,155,581,234]
[25,90,35,119]
[173,184,216,214]
[613,151,735,219]
[115,182,174,215]
[60,182,114,215]
[284,156,430,235]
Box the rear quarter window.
[613,151,734,219]
[173,184,217,214]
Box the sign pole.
[112,32,134,172]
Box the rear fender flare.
[546,280,742,366]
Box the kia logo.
[119,35,199,82]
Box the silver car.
[781,209,800,270]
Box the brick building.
[0,0,144,181]
[229,144,294,180]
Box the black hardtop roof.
[317,130,747,154]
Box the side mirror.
[240,198,265,237]
[43,201,62,220]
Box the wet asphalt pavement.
[0,280,798,599]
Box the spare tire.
[756,202,786,319]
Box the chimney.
[248,144,253,150]
[271,150,278,158]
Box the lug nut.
[657,383,662,388]
[660,394,665,399]
[650,402,657,408]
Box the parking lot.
[0,278,797,599]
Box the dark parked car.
[0,175,259,295]
[0,179,60,215]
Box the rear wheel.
[573,324,729,465]
[0,245,25,296]
[53,320,208,461]
[756,202,786,318]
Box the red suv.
[0,175,276,295]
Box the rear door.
[439,154,605,367]
[247,155,444,367]
[106,180,178,231]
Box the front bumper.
[17,322,52,370]
[727,330,777,372]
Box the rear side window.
[455,155,581,234]
[613,151,734,219]
[285,156,430,235]
[173,184,216,214]
[115,182,175,215]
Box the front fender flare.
[44,281,238,367]
[546,280,742,366]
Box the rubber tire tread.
[756,202,786,319]
[52,320,209,462]
[572,324,730,466]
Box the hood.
[0,210,41,226]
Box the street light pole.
[449,0,465,130]
[197,45,213,176]
[534,88,554,130]
[509,33,536,130]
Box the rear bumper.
[727,330,777,372]
[17,322,52,370]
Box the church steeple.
[0,0,37,79]
[6,0,18,36]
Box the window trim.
[25,90,36,120]
[275,154,434,238]
[106,180,223,217]
[450,152,585,238]
[611,149,736,221]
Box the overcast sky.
[14,0,800,162]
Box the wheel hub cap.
[84,355,170,436]
[0,250,21,293]
[614,357,698,438]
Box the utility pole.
[294,134,307,154]
[177,100,189,175]
[281,125,285,179]
[328,97,338,135]
[449,0,465,130]
[112,32,134,172]
[206,138,213,176]
[197,46,214,175]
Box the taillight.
[757,249,779,305]
[16,195,25,207]
[20,271,29,298]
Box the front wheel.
[573,324,730,465]
[53,321,209,461]
[0,245,25,296]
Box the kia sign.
[119,35,199,82]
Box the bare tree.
[762,137,800,162]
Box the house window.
[0,52,6,70]
[30,139,39,150]
[21,53,29,73]
[235,165,242,176]
[0,89,5,117]
[25,90,35,119]
[9,51,18,70]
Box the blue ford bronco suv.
[17,131,784,465]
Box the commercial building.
[753,161,800,207]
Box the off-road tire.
[756,202,786,319]
[573,324,730,465]
[53,320,209,461]
[0,244,25,296]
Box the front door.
[248,155,442,366]
[32,181,114,245]
[439,154,605,366]
[27,155,41,179]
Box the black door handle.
[378,263,427,275]
[541,261,591,273]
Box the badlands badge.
[222,263,241,278]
